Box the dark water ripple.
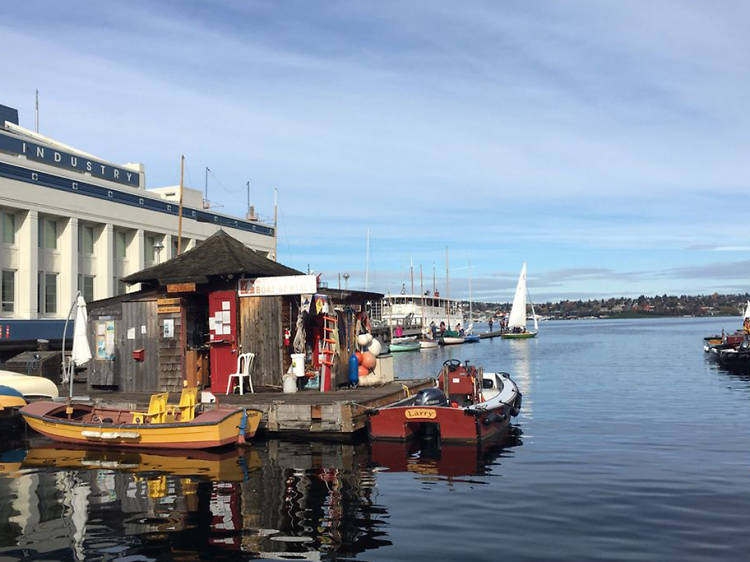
[2,317,750,560]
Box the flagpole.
[177,155,185,254]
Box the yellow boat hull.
[21,403,261,449]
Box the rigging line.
[207,168,246,194]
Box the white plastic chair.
[226,352,255,395]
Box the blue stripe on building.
[0,160,274,237]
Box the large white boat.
[377,294,465,332]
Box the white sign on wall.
[238,275,317,297]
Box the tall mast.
[432,262,436,295]
[35,89,39,133]
[469,259,473,330]
[177,155,185,254]
[410,257,414,295]
[204,166,209,206]
[420,264,425,330]
[365,229,370,290]
[446,247,450,328]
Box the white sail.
[744,300,750,319]
[508,263,528,329]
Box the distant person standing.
[488,318,494,333]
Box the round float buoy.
[361,351,376,370]
[358,365,369,379]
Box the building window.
[1,211,15,245]
[78,274,95,303]
[1,270,14,313]
[78,224,95,255]
[172,237,178,257]
[115,230,127,259]
[38,217,58,249]
[44,273,57,314]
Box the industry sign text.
[0,130,140,187]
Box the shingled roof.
[122,230,301,285]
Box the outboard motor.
[414,388,449,407]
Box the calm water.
[2,317,750,561]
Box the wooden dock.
[73,378,434,441]
[480,330,503,339]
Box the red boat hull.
[367,403,510,443]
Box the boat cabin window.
[482,378,495,389]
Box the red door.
[208,290,238,394]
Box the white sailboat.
[501,263,538,339]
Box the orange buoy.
[355,351,363,364]
[358,365,369,379]
[361,351,376,370]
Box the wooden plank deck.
[70,378,434,441]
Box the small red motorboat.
[367,359,521,443]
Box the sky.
[2,1,750,302]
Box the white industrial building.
[0,103,276,326]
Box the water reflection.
[0,438,391,560]
[507,339,533,418]
[370,428,522,480]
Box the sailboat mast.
[410,257,414,295]
[364,229,370,291]
[420,264,425,330]
[446,247,450,328]
[469,259,472,328]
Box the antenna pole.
[35,90,39,133]
[177,155,185,254]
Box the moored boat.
[20,389,261,449]
[419,339,439,349]
[0,369,59,399]
[367,359,521,443]
[439,336,465,345]
[390,340,421,352]
[718,345,750,370]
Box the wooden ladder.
[320,314,338,392]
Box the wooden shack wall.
[158,307,185,392]
[239,296,283,388]
[87,301,122,388]
[118,300,160,392]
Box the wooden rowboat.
[20,396,261,449]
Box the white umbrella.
[744,300,750,319]
[71,294,92,367]
[64,293,92,400]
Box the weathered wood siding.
[239,296,283,387]
[158,307,185,392]
[118,300,160,392]
[87,301,122,388]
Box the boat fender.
[483,412,507,425]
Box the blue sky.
[3,1,750,301]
